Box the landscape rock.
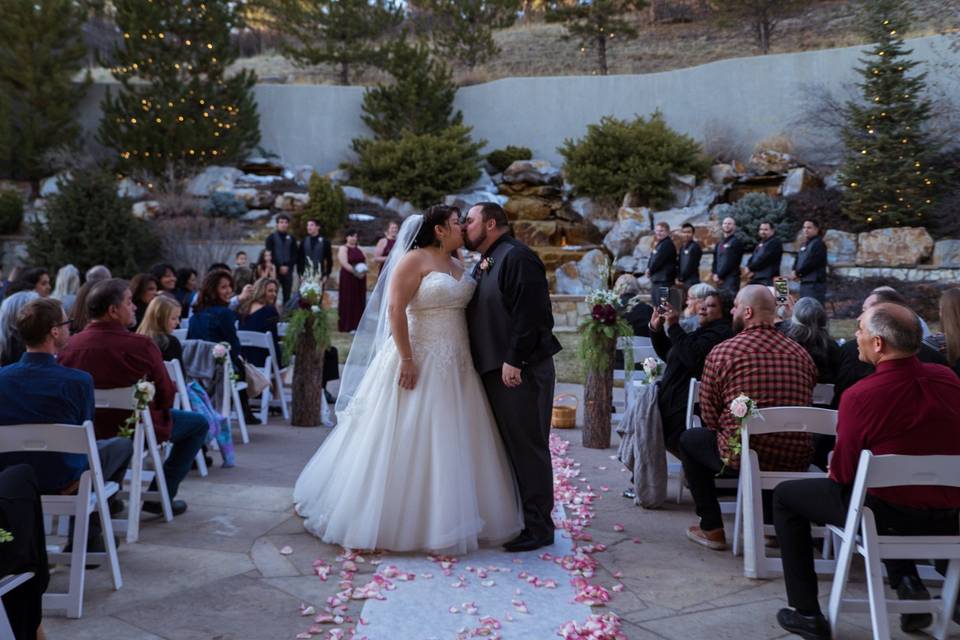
[577,249,610,291]
[241,209,273,222]
[504,195,557,221]
[187,166,243,196]
[614,255,640,274]
[240,157,284,176]
[690,181,724,209]
[512,220,558,246]
[501,160,563,186]
[560,221,604,246]
[40,173,69,198]
[933,240,960,268]
[652,205,709,230]
[822,171,844,190]
[385,197,419,218]
[618,206,652,226]
[132,200,160,220]
[824,229,858,266]
[780,167,821,197]
[341,185,385,207]
[498,183,563,198]
[602,219,649,258]
[117,177,147,199]
[274,192,309,212]
[554,262,585,295]
[326,169,350,184]
[710,164,739,184]
[747,148,796,175]
[467,171,496,193]
[443,191,507,212]
[669,174,694,208]
[856,227,934,267]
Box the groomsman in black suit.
[676,223,703,287]
[644,222,677,306]
[711,216,744,293]
[791,219,828,303]
[265,214,298,301]
[298,218,333,282]
[745,221,783,286]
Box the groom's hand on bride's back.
[501,363,522,388]
[398,359,419,390]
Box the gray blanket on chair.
[181,339,226,410]
[616,383,667,508]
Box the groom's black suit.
[467,234,562,543]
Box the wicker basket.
[551,393,578,429]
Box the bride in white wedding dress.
[293,205,523,554]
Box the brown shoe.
[686,525,728,550]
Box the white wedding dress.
[293,271,523,554]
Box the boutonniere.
[479,257,495,272]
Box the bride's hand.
[398,358,418,390]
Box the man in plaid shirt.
[680,285,817,550]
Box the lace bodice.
[406,271,476,373]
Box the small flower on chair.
[118,378,156,438]
[722,393,761,468]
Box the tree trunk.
[596,32,608,75]
[291,315,325,427]
[339,60,350,85]
[582,337,615,449]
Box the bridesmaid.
[373,220,399,277]
[337,229,367,333]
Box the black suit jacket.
[265,231,298,269]
[712,234,744,289]
[678,241,702,285]
[298,235,333,278]
[646,237,677,284]
[793,236,828,284]
[747,237,783,285]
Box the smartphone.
[773,277,789,305]
[657,287,670,311]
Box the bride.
[293,205,523,554]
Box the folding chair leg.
[126,426,144,544]
[93,484,122,590]
[827,528,857,637]
[258,385,270,425]
[145,426,174,522]
[273,364,289,420]
[933,559,960,640]
[732,481,743,557]
[194,450,208,477]
[232,384,249,444]
[860,509,892,640]
[66,499,89,618]
[0,604,14,640]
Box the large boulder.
[824,229,858,266]
[504,195,557,221]
[40,173,70,197]
[499,182,563,198]
[602,218,649,258]
[856,227,934,267]
[512,220,558,246]
[443,191,507,212]
[467,171,496,193]
[747,149,796,175]
[933,240,960,268]
[614,255,640,274]
[618,206,652,226]
[131,200,160,220]
[501,160,563,186]
[554,262,585,295]
[274,192,309,212]
[560,220,604,246]
[570,197,616,234]
[690,180,724,210]
[385,197,419,218]
[117,177,147,199]
[186,166,243,196]
[341,185,385,207]
[652,205,709,230]
[555,249,610,295]
[669,173,697,207]
[710,164,739,184]
[780,167,821,197]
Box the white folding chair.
[613,336,657,422]
[95,388,173,543]
[164,360,208,477]
[0,422,122,618]
[738,407,839,579]
[813,383,835,407]
[171,328,188,343]
[220,359,249,444]
[0,572,33,635]
[679,379,740,518]
[672,379,703,504]
[237,330,290,421]
[828,451,960,640]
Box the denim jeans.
[162,410,208,499]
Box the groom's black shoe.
[504,530,555,553]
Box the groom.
[464,202,562,553]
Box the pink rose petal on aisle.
[612,583,625,592]
[511,599,529,614]
[295,633,312,639]
[613,524,624,532]
[613,571,623,578]
[600,485,610,492]
[299,604,316,617]
[280,545,294,555]
[481,579,496,587]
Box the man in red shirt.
[59,279,208,516]
[774,303,960,640]
[681,285,817,551]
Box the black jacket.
[646,237,677,284]
[747,237,783,285]
[265,231,298,269]
[298,235,333,278]
[712,234,744,281]
[677,241,703,285]
[793,236,828,284]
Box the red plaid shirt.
[700,324,817,470]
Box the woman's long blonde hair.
[238,277,280,317]
[940,288,960,366]
[137,295,181,339]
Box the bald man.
[710,217,744,294]
[773,303,960,639]
[681,285,817,550]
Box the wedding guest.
[773,303,960,639]
[149,263,178,299]
[649,289,733,456]
[337,229,367,333]
[782,297,842,385]
[873,285,933,337]
[265,213,298,302]
[51,264,81,315]
[643,222,677,306]
[173,267,198,319]
[59,279,207,515]
[233,266,255,293]
[676,222,703,287]
[680,285,816,550]
[299,217,333,280]
[926,288,960,375]
[7,268,51,298]
[613,274,652,338]
[237,277,282,368]
[129,273,159,328]
[711,217,744,294]
[373,220,399,276]
[137,295,185,367]
[69,282,96,333]
[0,291,39,366]
[679,283,716,333]
[235,251,248,269]
[84,265,112,283]
[745,221,783,286]
[791,219,828,304]
[254,249,277,281]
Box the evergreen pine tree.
[422,0,519,69]
[99,0,261,189]
[0,0,89,189]
[28,167,158,276]
[295,173,347,239]
[839,0,943,226]
[260,0,404,85]
[545,0,648,76]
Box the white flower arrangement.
[642,357,662,381]
[212,341,230,362]
[723,393,762,468]
[354,262,369,276]
[118,378,156,438]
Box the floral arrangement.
[283,258,330,362]
[118,379,156,438]
[212,341,230,363]
[722,393,762,467]
[642,357,662,382]
[0,529,12,543]
[577,274,634,374]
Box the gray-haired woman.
[680,283,717,333]
[0,291,40,365]
[782,297,842,384]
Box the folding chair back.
[0,422,121,617]
[163,360,208,477]
[613,336,656,422]
[812,383,835,407]
[237,330,289,421]
[0,572,34,634]
[171,328,188,342]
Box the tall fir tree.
[0,0,89,191]
[260,0,404,85]
[839,0,943,226]
[421,0,519,69]
[545,0,647,76]
[99,0,261,189]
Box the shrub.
[345,125,485,209]
[729,192,791,252]
[27,167,158,277]
[206,191,248,219]
[487,145,533,174]
[559,112,708,208]
[295,173,347,238]
[0,190,24,234]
